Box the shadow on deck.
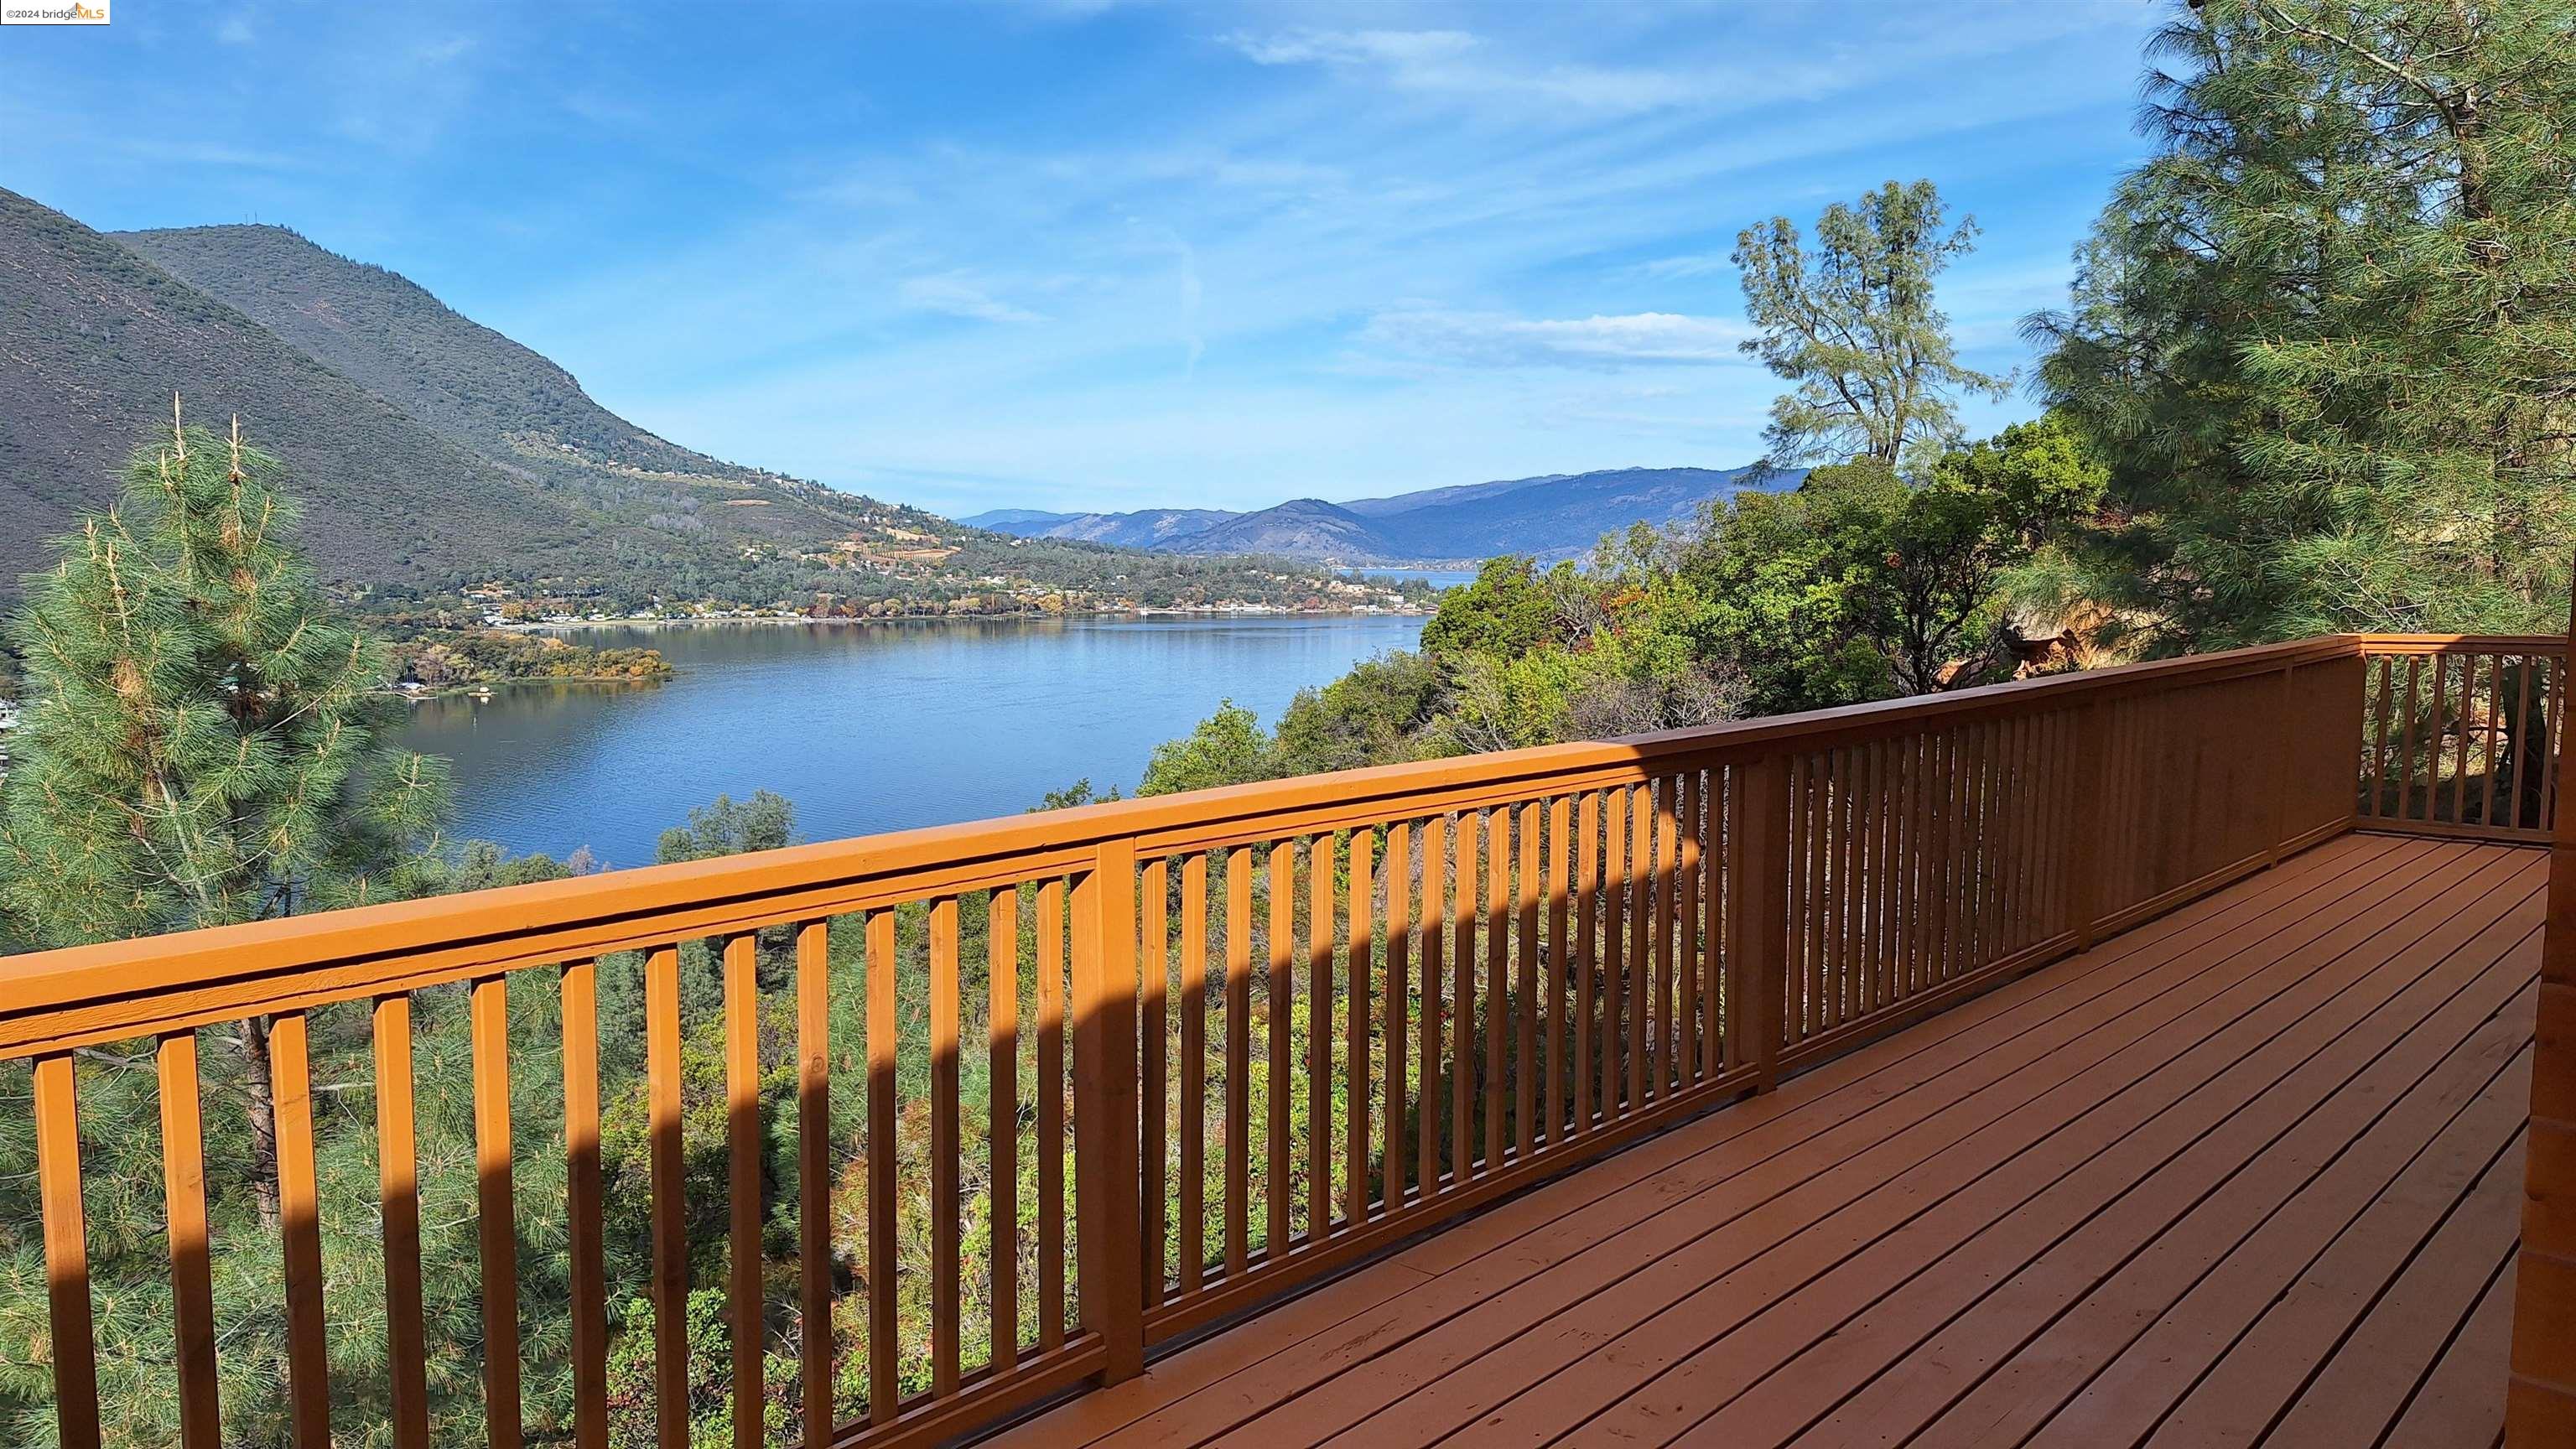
[999,832,2539,1449]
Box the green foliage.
[0,411,452,945]
[1273,651,1450,776]
[2031,0,2576,647]
[1416,557,1570,659]
[1138,700,1280,797]
[1734,179,2011,471]
[657,790,801,865]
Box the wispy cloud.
[899,275,1047,325]
[1359,307,1750,370]
[1221,27,1706,115]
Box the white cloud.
[1220,27,1704,115]
[1359,306,1751,370]
[898,275,1047,325]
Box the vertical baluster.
[1602,787,1628,1114]
[647,947,689,1449]
[2365,657,2392,818]
[2547,655,2568,830]
[1677,773,1702,1087]
[1267,842,1295,1258]
[1907,731,1934,995]
[472,975,523,1449]
[1701,770,1724,1079]
[159,1031,221,1449]
[1514,800,1540,1153]
[1483,806,1509,1167]
[1789,755,1814,1037]
[987,893,1021,1371]
[2483,655,2505,826]
[1452,812,1477,1179]
[1731,756,1790,1092]
[792,923,833,1436]
[32,1052,98,1449]
[2512,657,2540,831]
[866,910,903,1418]
[721,934,766,1439]
[1307,835,1335,1240]
[1178,855,1208,1292]
[2395,656,2424,820]
[1384,823,1413,1211]
[1822,752,1846,1033]
[1546,796,1573,1134]
[927,902,962,1396]
[270,1010,331,1448]
[1650,779,1675,1096]
[1629,782,1654,1104]
[1140,861,1169,1301]
[1573,793,1599,1135]
[2452,652,2478,821]
[1420,814,1446,1188]
[1036,881,1067,1352]
[1867,740,1893,1010]
[559,963,608,1449]
[1225,846,1252,1274]
[375,1000,432,1449]
[1346,830,1374,1223]
[1071,844,1146,1385]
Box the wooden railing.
[2355,635,2565,841]
[0,633,2521,1449]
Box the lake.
[400,613,1427,868]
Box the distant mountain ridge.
[961,464,1791,564]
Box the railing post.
[2510,598,2576,1445]
[1072,839,1146,1385]
[2070,699,2108,952]
[1727,753,1788,1093]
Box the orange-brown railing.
[0,634,2423,1449]
[2355,635,2565,842]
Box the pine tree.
[2030,0,2576,648]
[1,399,452,946]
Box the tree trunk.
[238,1015,280,1233]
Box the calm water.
[1338,566,1481,589]
[401,613,1426,867]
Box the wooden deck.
[997,831,2543,1449]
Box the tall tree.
[2030,0,2576,647]
[2,402,452,945]
[1735,179,2009,472]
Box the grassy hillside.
[0,187,593,589]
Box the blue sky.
[3,1,2163,517]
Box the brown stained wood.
[1453,813,1477,1182]
[988,891,1022,1371]
[1385,823,1413,1211]
[471,975,524,1449]
[2368,656,2395,817]
[1226,846,1253,1275]
[1348,831,1374,1224]
[647,947,689,1449]
[2485,654,2506,828]
[1486,808,1509,1168]
[1036,881,1067,1353]
[1603,787,1629,1117]
[1142,861,1169,1301]
[1308,835,1336,1240]
[1677,773,1702,1087]
[1547,797,1573,1138]
[791,924,833,1436]
[2397,655,2425,820]
[1178,854,1208,1296]
[928,902,963,1396]
[1420,814,1447,1194]
[866,909,904,1416]
[1268,842,1295,1259]
[1653,778,1677,1098]
[1701,771,1723,1080]
[157,1031,220,1449]
[32,1053,96,1449]
[1575,793,1599,1135]
[270,1011,332,1448]
[1515,801,1540,1156]
[374,1000,433,1449]
[1071,844,1146,1384]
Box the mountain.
[0,186,1375,619]
[969,465,1790,564]
[117,222,886,553]
[956,506,1241,549]
[0,187,589,587]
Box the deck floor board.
[996,834,2534,1449]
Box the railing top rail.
[2351,633,2567,653]
[0,630,2423,1053]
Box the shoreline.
[503,603,1434,634]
